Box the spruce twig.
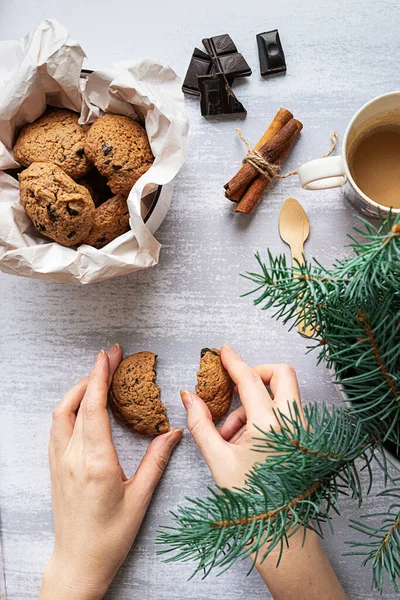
[158,214,399,589]
[346,484,400,592]
[157,403,376,578]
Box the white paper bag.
[0,19,189,285]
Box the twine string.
[237,128,339,181]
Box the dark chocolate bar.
[256,30,286,76]
[198,73,246,117]
[182,48,213,95]
[202,34,252,79]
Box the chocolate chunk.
[200,347,220,358]
[102,143,113,156]
[203,34,238,56]
[47,205,58,222]
[256,30,286,76]
[202,34,251,79]
[182,48,213,95]
[67,231,76,239]
[198,73,246,117]
[217,53,252,79]
[66,204,79,216]
[112,164,122,170]
[96,236,107,243]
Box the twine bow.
[236,128,339,181]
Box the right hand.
[180,344,304,489]
[181,345,347,600]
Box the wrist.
[253,529,346,600]
[39,555,110,600]
[255,526,317,572]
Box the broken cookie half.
[109,352,170,436]
[196,348,234,421]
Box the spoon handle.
[291,243,305,268]
[290,243,314,338]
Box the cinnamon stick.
[225,118,299,198]
[225,108,293,202]
[236,120,303,214]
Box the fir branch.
[356,310,399,402]
[244,213,400,443]
[156,402,375,577]
[346,484,400,593]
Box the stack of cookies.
[13,108,154,248]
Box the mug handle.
[298,156,346,190]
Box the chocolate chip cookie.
[84,114,154,195]
[109,352,170,436]
[196,348,234,420]
[13,109,91,179]
[19,162,95,247]
[83,194,130,249]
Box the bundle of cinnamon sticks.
[224,108,303,214]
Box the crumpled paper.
[0,19,189,284]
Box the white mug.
[298,92,400,218]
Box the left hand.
[39,345,183,600]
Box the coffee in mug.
[298,92,400,218]
[348,125,400,209]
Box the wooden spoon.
[279,197,313,337]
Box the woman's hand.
[181,344,303,489]
[40,345,183,600]
[181,345,347,600]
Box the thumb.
[181,390,227,467]
[128,428,183,505]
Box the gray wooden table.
[1,1,399,598]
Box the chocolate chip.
[200,347,219,358]
[104,160,111,165]
[102,143,113,156]
[67,231,76,239]
[112,164,122,170]
[35,222,45,232]
[47,205,58,222]
[67,204,79,216]
[76,148,85,158]
[96,236,107,243]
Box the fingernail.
[95,349,106,364]
[180,390,193,409]
[108,343,121,357]
[167,428,184,447]
[222,344,233,353]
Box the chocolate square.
[256,29,286,76]
[182,48,213,95]
[218,53,252,78]
[198,73,246,117]
[202,34,252,80]
[202,34,237,56]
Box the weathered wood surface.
[1,1,399,597]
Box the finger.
[220,345,275,422]
[229,425,246,444]
[181,390,228,466]
[79,350,114,451]
[128,428,183,505]
[252,363,302,413]
[107,343,123,387]
[219,405,246,441]
[50,377,89,457]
